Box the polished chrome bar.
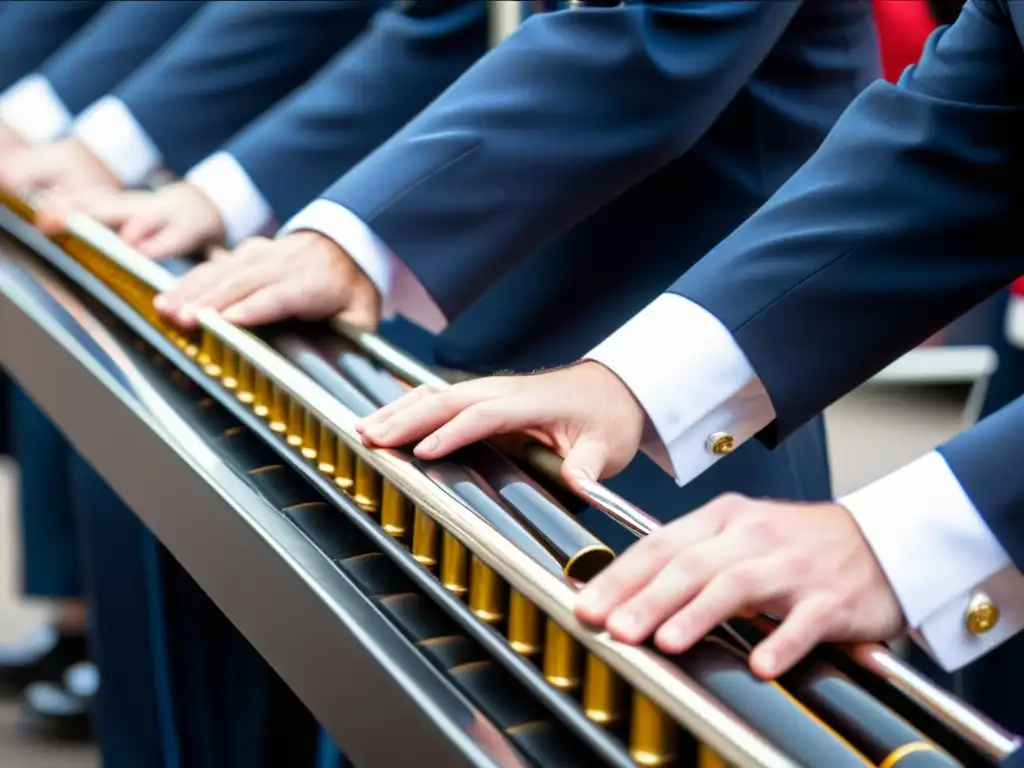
[330,320,662,540]
[844,642,1021,762]
[316,337,616,581]
[487,0,521,47]
[13,193,995,768]
[24,205,799,768]
[0,247,524,768]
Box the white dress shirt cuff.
[586,294,775,484]
[841,451,1024,671]
[0,74,73,146]
[185,152,275,246]
[280,199,447,334]
[72,96,162,188]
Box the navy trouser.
[9,386,81,599]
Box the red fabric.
[872,0,938,82]
[1012,276,1024,298]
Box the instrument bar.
[0,244,520,768]
[0,200,798,768]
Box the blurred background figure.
[0,1,205,757]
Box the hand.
[35,181,226,260]
[153,230,381,330]
[575,495,906,679]
[0,121,28,155]
[0,137,120,197]
[357,361,647,487]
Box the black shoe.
[20,660,97,742]
[0,625,88,694]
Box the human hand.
[574,495,906,679]
[153,230,381,330]
[357,361,647,488]
[0,121,28,155]
[35,181,226,260]
[0,137,120,197]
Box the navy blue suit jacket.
[113,0,382,176]
[0,1,106,93]
[40,0,205,115]
[669,0,1024,566]
[227,0,488,223]
[316,0,880,372]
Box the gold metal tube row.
[16,202,800,768]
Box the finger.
[575,506,728,626]
[34,189,105,233]
[119,213,166,247]
[220,280,310,326]
[362,390,479,448]
[206,245,232,261]
[135,225,196,261]
[748,594,833,679]
[357,385,442,439]
[561,437,612,485]
[161,255,270,325]
[653,558,783,656]
[604,536,747,645]
[361,376,506,442]
[154,258,241,327]
[413,398,541,459]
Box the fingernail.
[607,610,637,638]
[366,422,390,441]
[570,469,595,484]
[575,589,604,616]
[222,307,244,323]
[153,294,168,311]
[758,651,776,677]
[656,626,685,653]
[416,435,439,455]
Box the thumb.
[336,284,380,331]
[561,437,612,489]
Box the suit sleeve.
[0,1,105,93]
[940,397,1024,571]
[660,0,1024,446]
[103,0,381,176]
[316,0,806,321]
[214,0,487,227]
[39,0,205,115]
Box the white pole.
[488,0,522,48]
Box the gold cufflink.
[965,592,999,635]
[706,432,734,456]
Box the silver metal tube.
[487,0,521,48]
[10,191,1019,766]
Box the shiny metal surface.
[844,643,1021,762]
[0,245,526,768]
[0,222,638,767]
[10,211,796,767]
[331,320,665,541]
[7,193,1017,767]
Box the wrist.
[68,137,121,188]
[184,181,228,245]
[0,121,28,152]
[575,359,648,446]
[286,228,359,272]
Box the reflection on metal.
[583,655,623,726]
[0,247,526,768]
[487,0,521,47]
[0,189,1017,768]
